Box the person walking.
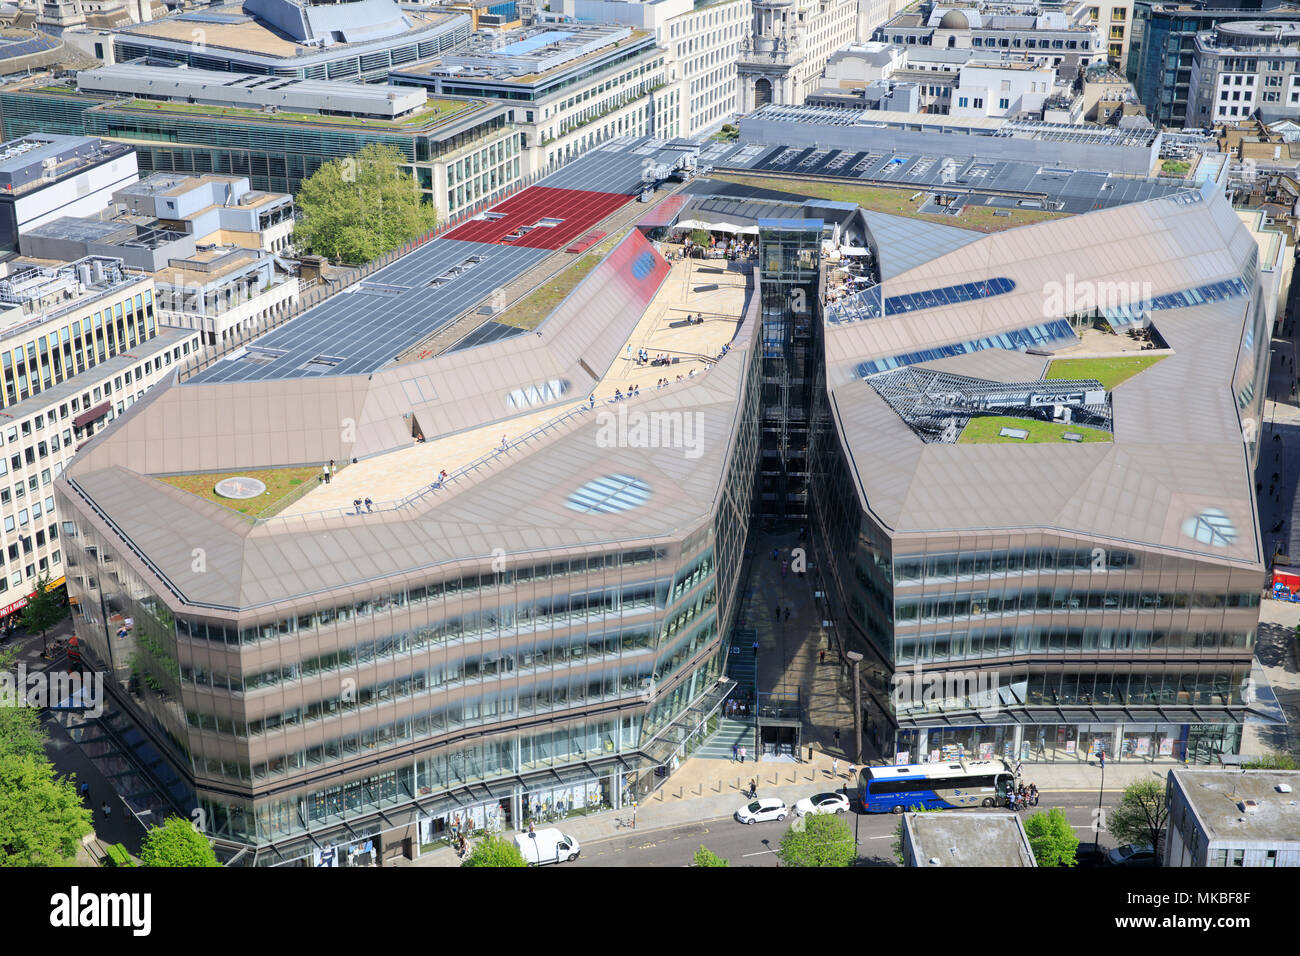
[832,757,839,779]
[738,745,747,764]
[1098,750,1105,770]
[819,649,826,665]
[749,778,758,799]
[833,728,841,749]
[100,801,111,821]
[732,742,739,762]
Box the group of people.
[1008,782,1039,811]
[636,348,674,366]
[320,459,337,485]
[352,497,374,514]
[725,697,751,719]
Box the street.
[570,792,1125,867]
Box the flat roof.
[1172,769,1300,845]
[116,4,459,62]
[904,811,1037,866]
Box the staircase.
[695,633,758,760]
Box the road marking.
[742,849,777,858]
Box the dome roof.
[939,9,969,29]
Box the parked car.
[1106,843,1156,867]
[514,828,581,865]
[734,798,788,825]
[794,792,851,817]
[1072,844,1109,868]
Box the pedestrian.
[819,649,826,664]
[364,497,373,513]
[101,801,111,820]
[749,778,758,798]
[732,742,739,762]
[329,458,336,477]
[773,606,780,621]
[1098,750,1105,770]
[832,757,839,779]
[739,745,747,764]
[783,606,790,622]
[1014,759,1022,778]
[79,782,89,800]
[833,728,841,748]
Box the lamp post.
[846,651,864,766]
[1094,749,1106,855]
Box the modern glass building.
[0,81,523,216]
[807,170,1273,767]
[54,141,764,864]
[1126,0,1300,127]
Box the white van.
[514,828,581,865]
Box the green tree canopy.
[689,228,710,247]
[692,845,730,867]
[1024,807,1080,867]
[140,815,220,867]
[461,834,527,868]
[779,812,856,867]
[293,143,439,265]
[1107,779,1168,861]
[0,646,47,762]
[20,575,67,653]
[0,753,93,866]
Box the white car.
[794,792,851,817]
[734,797,788,825]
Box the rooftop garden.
[157,465,330,519]
[494,228,631,331]
[710,171,1070,233]
[120,97,471,130]
[1045,355,1166,390]
[958,415,1112,445]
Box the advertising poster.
[1135,736,1151,756]
[1065,739,1077,754]
[895,751,910,765]
[1159,736,1174,756]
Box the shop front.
[899,720,1241,765]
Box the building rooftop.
[51,147,771,612]
[116,0,460,62]
[904,811,1037,866]
[78,64,430,120]
[824,182,1266,566]
[0,133,132,194]
[1171,769,1300,845]
[394,24,653,85]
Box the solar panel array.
[0,35,59,59]
[194,240,551,383]
[709,142,1189,215]
[187,140,691,384]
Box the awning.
[841,245,870,256]
[72,401,111,429]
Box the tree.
[1024,807,1079,867]
[778,812,856,867]
[140,815,220,867]
[294,143,439,264]
[0,646,47,762]
[1244,752,1298,770]
[461,834,527,868]
[692,845,730,867]
[1107,779,1168,862]
[20,574,67,657]
[689,228,710,248]
[0,752,93,866]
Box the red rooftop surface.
[444,186,630,250]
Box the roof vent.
[1278,784,1293,794]
[1239,800,1260,813]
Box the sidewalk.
[401,749,1166,867]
